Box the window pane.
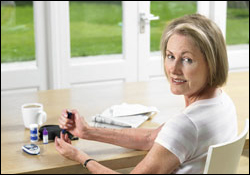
[150,1,197,52]
[70,1,122,58]
[1,1,35,63]
[226,1,249,45]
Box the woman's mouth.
[172,78,187,84]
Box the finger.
[62,109,68,116]
[65,133,72,144]
[66,123,73,128]
[59,118,68,127]
[72,110,83,124]
[55,137,69,156]
[58,118,72,129]
[60,113,74,124]
[59,123,73,130]
[71,109,78,119]
[55,136,62,152]
[58,117,66,126]
[67,119,74,124]
[59,124,65,130]
[71,109,85,123]
[64,132,69,142]
[60,131,66,142]
[61,110,68,120]
[57,136,66,148]
[55,136,59,146]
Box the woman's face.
[165,34,208,98]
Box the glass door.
[1,1,35,63]
[1,1,48,93]
[68,1,138,87]
[70,1,122,58]
[150,1,197,53]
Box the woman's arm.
[59,109,163,151]
[55,135,180,174]
[84,125,164,151]
[85,142,180,174]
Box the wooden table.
[1,71,249,174]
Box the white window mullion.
[138,1,163,81]
[197,1,227,38]
[122,1,138,82]
[138,1,151,81]
[45,1,71,89]
[209,1,227,37]
[33,1,48,90]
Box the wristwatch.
[84,158,97,168]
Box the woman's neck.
[184,87,221,107]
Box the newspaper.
[91,103,159,128]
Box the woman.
[55,14,238,174]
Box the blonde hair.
[160,14,228,87]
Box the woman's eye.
[183,58,193,64]
[167,55,174,59]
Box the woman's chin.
[170,88,183,95]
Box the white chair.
[203,119,249,174]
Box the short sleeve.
[155,113,197,163]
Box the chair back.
[203,119,249,174]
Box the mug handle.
[38,111,47,126]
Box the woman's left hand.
[55,132,90,164]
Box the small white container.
[30,124,38,142]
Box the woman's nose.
[170,60,182,75]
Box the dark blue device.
[62,111,73,134]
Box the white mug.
[21,103,47,129]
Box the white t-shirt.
[155,90,238,174]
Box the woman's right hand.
[59,109,90,139]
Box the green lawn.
[1,1,249,63]
[69,2,122,57]
[150,1,197,51]
[1,4,35,62]
[226,8,249,44]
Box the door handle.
[140,13,159,33]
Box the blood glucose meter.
[22,144,40,155]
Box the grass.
[69,2,122,57]
[226,8,249,44]
[1,4,35,62]
[150,1,197,51]
[1,1,249,63]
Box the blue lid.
[43,127,48,135]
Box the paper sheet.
[91,103,159,128]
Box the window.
[226,1,249,45]
[150,1,197,52]
[1,2,248,94]
[1,1,35,63]
[69,1,122,58]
